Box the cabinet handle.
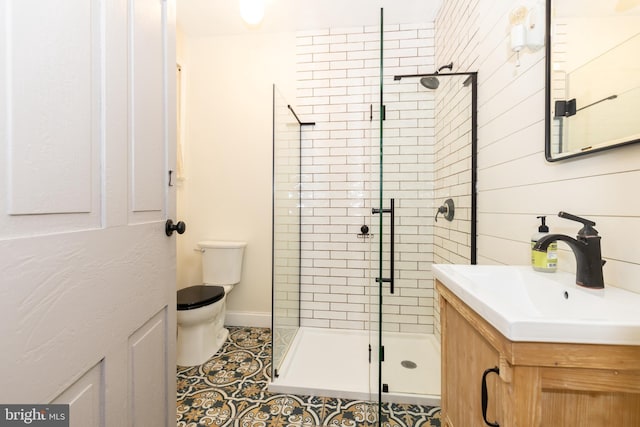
[481,366,500,427]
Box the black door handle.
[165,219,186,236]
[481,366,500,427]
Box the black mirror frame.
[544,0,640,162]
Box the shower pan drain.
[401,360,417,369]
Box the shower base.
[269,327,440,406]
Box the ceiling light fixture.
[239,0,265,26]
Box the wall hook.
[435,198,455,222]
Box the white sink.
[433,264,640,345]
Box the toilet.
[176,240,247,366]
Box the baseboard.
[225,311,272,328]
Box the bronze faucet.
[533,212,605,289]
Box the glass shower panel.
[378,69,439,397]
[271,85,301,379]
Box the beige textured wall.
[175,31,297,321]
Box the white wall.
[176,30,297,321]
[438,0,640,294]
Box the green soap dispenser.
[531,216,557,272]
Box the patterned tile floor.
[177,327,441,427]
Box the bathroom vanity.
[434,265,640,427]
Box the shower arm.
[393,71,474,81]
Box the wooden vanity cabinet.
[437,280,640,427]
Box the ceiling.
[177,0,443,37]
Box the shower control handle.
[435,198,455,222]
[372,198,395,294]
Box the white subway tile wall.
[295,23,445,334]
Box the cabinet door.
[442,298,503,427]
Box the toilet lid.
[177,285,225,310]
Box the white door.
[0,0,177,426]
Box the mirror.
[545,0,640,161]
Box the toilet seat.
[177,285,225,310]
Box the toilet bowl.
[176,241,246,366]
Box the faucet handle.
[558,211,598,236]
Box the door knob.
[165,219,186,236]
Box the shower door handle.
[389,198,394,294]
[372,198,395,294]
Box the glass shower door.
[373,6,477,402]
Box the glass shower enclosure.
[271,7,477,422]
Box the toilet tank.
[198,241,247,285]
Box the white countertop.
[433,264,640,345]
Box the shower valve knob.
[357,224,372,238]
[435,199,455,222]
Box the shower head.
[420,76,440,89]
[419,62,454,90]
